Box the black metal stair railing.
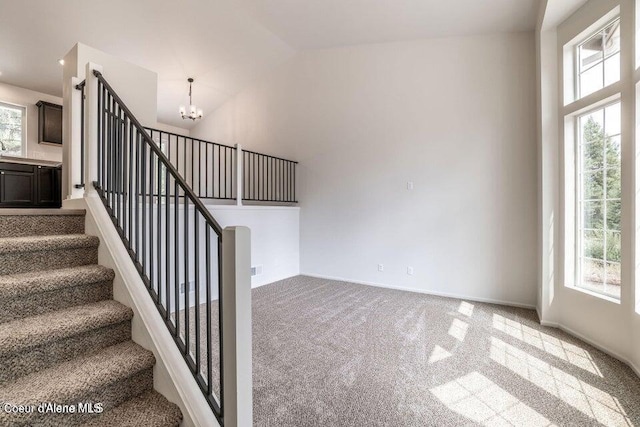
[144,128,299,203]
[91,70,224,422]
[145,128,236,201]
[242,149,297,203]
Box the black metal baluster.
[184,197,190,354]
[95,81,104,189]
[194,207,201,377]
[217,234,224,411]
[142,134,147,278]
[116,107,122,224]
[206,144,210,198]
[191,140,194,191]
[224,147,228,199]
[128,122,134,246]
[122,117,129,238]
[106,96,112,204]
[135,132,141,261]
[149,145,155,293]
[165,167,171,320]
[174,179,180,336]
[199,141,202,198]
[205,226,212,395]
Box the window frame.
[0,100,27,157]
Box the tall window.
[0,102,26,156]
[564,10,623,301]
[577,18,620,98]
[577,102,621,298]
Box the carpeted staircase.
[0,209,183,426]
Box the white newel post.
[222,226,252,427]
[83,62,103,197]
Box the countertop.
[0,155,62,168]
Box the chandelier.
[179,78,203,121]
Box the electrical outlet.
[407,181,414,190]
[251,265,263,277]
[378,264,384,272]
[180,281,195,294]
[407,267,414,275]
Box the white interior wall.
[0,82,63,161]
[207,205,300,288]
[192,32,539,307]
[74,43,158,127]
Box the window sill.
[565,284,621,305]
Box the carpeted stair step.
[0,300,133,385]
[0,340,155,427]
[0,234,99,275]
[0,265,115,323]
[79,390,183,427]
[0,209,86,238]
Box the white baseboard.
[301,272,536,310]
[539,318,640,379]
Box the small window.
[576,102,621,299]
[577,18,621,98]
[0,101,26,156]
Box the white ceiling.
[241,0,541,49]
[0,0,539,129]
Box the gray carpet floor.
[187,275,640,426]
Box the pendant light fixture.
[179,78,203,121]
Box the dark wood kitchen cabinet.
[0,162,61,208]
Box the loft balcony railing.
[144,128,299,204]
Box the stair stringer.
[63,195,219,427]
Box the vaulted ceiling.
[0,0,539,129]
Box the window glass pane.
[604,21,621,57]
[605,262,621,297]
[584,201,603,229]
[607,200,621,231]
[582,142,604,170]
[581,109,605,139]
[604,53,620,86]
[606,168,621,199]
[606,231,621,262]
[580,64,604,97]
[583,170,603,199]
[577,18,620,99]
[605,103,621,136]
[577,101,621,300]
[583,259,605,289]
[579,32,604,72]
[0,103,24,155]
[583,229,604,258]
[606,136,621,169]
